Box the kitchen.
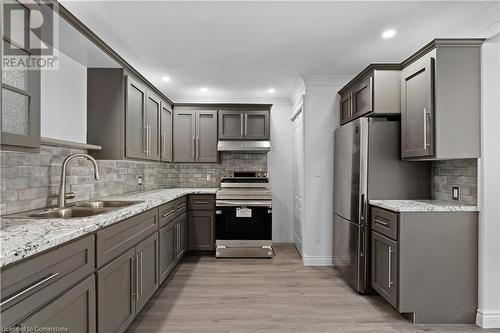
[1,1,499,332]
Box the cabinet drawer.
[0,235,95,327]
[159,200,176,228]
[371,207,398,241]
[175,196,187,216]
[96,208,158,268]
[189,195,215,211]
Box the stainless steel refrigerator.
[333,117,430,293]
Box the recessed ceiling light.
[200,87,208,92]
[267,88,275,94]
[382,29,397,39]
[161,76,171,82]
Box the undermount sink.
[8,200,144,219]
[74,200,143,209]
[28,207,110,219]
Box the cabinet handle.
[240,114,244,137]
[135,254,140,300]
[374,218,389,227]
[350,92,353,118]
[244,114,248,137]
[196,137,200,161]
[160,132,164,157]
[178,203,187,209]
[423,108,427,150]
[194,200,210,205]
[0,272,59,307]
[192,136,195,160]
[143,126,148,154]
[388,246,394,288]
[368,76,373,112]
[140,252,143,295]
[162,208,175,218]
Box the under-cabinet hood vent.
[217,140,271,152]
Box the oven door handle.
[215,200,272,208]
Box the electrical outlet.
[452,186,460,201]
[137,176,144,186]
[206,174,211,182]
[315,168,321,178]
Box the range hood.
[217,140,271,152]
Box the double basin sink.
[10,200,144,219]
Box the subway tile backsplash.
[432,159,478,205]
[0,145,267,215]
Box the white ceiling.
[60,1,500,102]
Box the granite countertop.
[0,188,218,268]
[369,200,479,213]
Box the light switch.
[207,174,211,182]
[315,168,321,178]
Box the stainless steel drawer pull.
[388,247,394,288]
[0,272,60,307]
[178,203,187,209]
[374,218,389,227]
[193,200,210,205]
[162,209,175,218]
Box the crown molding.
[300,74,352,87]
[172,95,291,106]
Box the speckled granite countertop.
[0,188,218,268]
[369,200,478,213]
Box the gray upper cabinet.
[196,111,218,162]
[338,64,401,125]
[218,110,270,140]
[1,2,41,151]
[160,102,173,162]
[400,39,483,160]
[173,110,196,162]
[173,109,218,163]
[126,76,147,160]
[87,68,173,162]
[145,92,161,161]
[401,52,434,158]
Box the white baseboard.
[476,309,500,328]
[302,256,334,266]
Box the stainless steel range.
[215,171,273,258]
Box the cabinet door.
[196,111,218,162]
[352,76,373,118]
[145,92,161,161]
[158,223,175,283]
[173,110,196,162]
[340,92,352,125]
[401,54,434,158]
[135,233,159,313]
[1,3,40,150]
[97,248,136,333]
[125,76,146,159]
[245,111,270,140]
[188,210,215,251]
[160,102,173,162]
[218,111,244,139]
[181,215,188,255]
[19,275,96,333]
[173,223,182,263]
[371,232,398,308]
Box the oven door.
[215,205,272,241]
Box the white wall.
[268,100,294,243]
[477,35,500,329]
[41,49,87,143]
[294,75,349,265]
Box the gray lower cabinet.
[174,214,188,262]
[371,231,398,308]
[18,275,96,333]
[97,247,136,333]
[370,206,478,324]
[135,233,159,313]
[158,222,176,283]
[187,195,215,251]
[400,39,483,160]
[218,110,270,140]
[173,109,217,163]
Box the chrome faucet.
[57,154,100,208]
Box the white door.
[292,109,304,255]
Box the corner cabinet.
[219,110,270,140]
[87,68,173,162]
[400,39,483,160]
[338,64,401,125]
[173,109,217,163]
[1,2,41,151]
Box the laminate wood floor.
[127,244,495,333]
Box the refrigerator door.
[334,119,366,224]
[333,213,367,292]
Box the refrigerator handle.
[360,194,366,222]
[360,225,365,257]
